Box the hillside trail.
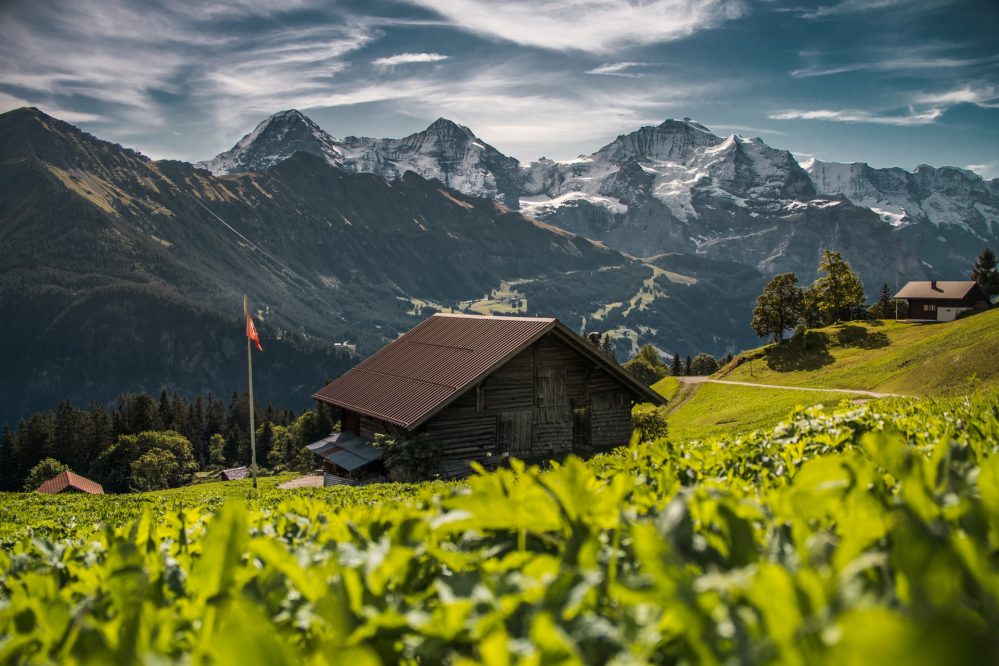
[678,376,905,398]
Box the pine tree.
[671,352,682,376]
[0,424,17,491]
[971,247,999,300]
[867,283,894,320]
[684,355,692,376]
[752,273,805,342]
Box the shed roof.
[220,466,249,480]
[36,470,103,495]
[307,432,382,471]
[894,281,981,300]
[313,313,665,430]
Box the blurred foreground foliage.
[2,392,999,664]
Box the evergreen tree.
[752,273,805,342]
[671,352,682,377]
[869,283,894,319]
[811,250,866,323]
[684,356,692,376]
[599,335,617,362]
[971,247,999,300]
[85,403,113,470]
[0,424,17,491]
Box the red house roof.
[313,313,664,430]
[36,470,104,494]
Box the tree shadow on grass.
[765,331,835,372]
[835,324,890,349]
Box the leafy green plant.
[1,392,998,663]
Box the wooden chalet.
[894,281,989,321]
[36,471,104,495]
[312,313,665,480]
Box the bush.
[129,448,181,491]
[23,457,69,491]
[632,403,669,442]
[689,353,719,376]
[93,430,197,492]
[373,432,442,482]
[623,344,670,385]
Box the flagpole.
[244,294,258,489]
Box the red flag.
[246,310,263,352]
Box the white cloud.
[398,0,745,53]
[790,53,999,78]
[585,62,653,78]
[964,161,998,178]
[913,85,999,109]
[768,107,944,126]
[797,0,946,19]
[372,52,449,67]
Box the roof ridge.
[430,312,557,322]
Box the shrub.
[689,353,719,376]
[373,432,442,482]
[23,457,69,491]
[632,403,669,442]
[93,430,197,492]
[129,448,181,491]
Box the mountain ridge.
[198,110,996,285]
[1,106,765,423]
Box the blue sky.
[1,0,997,176]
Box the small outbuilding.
[36,471,104,495]
[218,466,249,481]
[313,313,665,479]
[894,280,989,321]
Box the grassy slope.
[651,375,681,401]
[718,309,999,396]
[666,382,851,442]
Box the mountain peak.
[196,109,343,175]
[424,117,475,139]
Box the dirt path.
[277,474,324,489]
[678,376,905,398]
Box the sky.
[1,0,997,176]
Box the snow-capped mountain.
[200,112,521,206]
[519,119,815,221]
[196,110,344,174]
[805,159,999,276]
[338,118,522,206]
[199,110,997,288]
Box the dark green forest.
[0,391,334,492]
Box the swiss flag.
[246,310,263,352]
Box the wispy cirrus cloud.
[372,52,449,67]
[585,62,654,78]
[790,46,999,78]
[768,107,944,126]
[794,0,948,19]
[913,85,999,108]
[396,0,746,53]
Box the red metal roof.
[313,313,664,430]
[36,470,104,494]
[314,314,555,428]
[894,281,980,300]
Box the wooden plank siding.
[414,332,637,476]
[353,331,642,478]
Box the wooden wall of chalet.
[416,331,635,477]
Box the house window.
[476,383,485,412]
[926,304,936,312]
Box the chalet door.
[572,405,591,453]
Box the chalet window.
[926,304,936,312]
[476,383,485,412]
